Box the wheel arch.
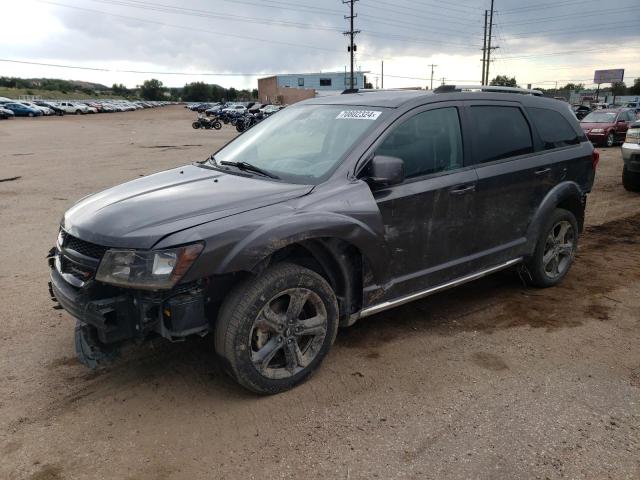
[526,181,585,255]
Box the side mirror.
[368,155,405,186]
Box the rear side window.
[528,107,581,149]
[470,106,533,163]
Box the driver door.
[364,104,479,299]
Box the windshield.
[582,112,616,123]
[212,104,386,184]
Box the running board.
[352,258,523,321]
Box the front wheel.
[623,165,640,192]
[75,110,81,115]
[215,263,339,394]
[192,121,200,129]
[28,112,34,117]
[525,208,578,288]
[212,121,222,130]
[605,132,615,147]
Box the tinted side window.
[470,106,533,163]
[376,107,463,178]
[528,107,580,149]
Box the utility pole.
[428,63,438,90]
[481,10,488,85]
[381,60,384,89]
[485,0,498,85]
[343,0,360,90]
[441,77,446,86]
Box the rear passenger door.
[465,102,541,263]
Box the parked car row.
[186,101,283,116]
[0,98,172,119]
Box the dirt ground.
[1,106,639,480]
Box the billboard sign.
[593,69,624,84]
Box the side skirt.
[351,258,523,321]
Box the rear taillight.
[591,149,600,169]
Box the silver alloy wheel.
[542,220,575,279]
[250,288,328,380]
[606,133,615,147]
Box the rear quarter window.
[528,107,581,149]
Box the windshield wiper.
[219,160,280,179]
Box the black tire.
[525,208,579,288]
[623,165,640,192]
[604,132,615,147]
[192,121,200,129]
[74,320,119,369]
[28,112,34,117]
[215,263,339,394]
[75,110,81,115]
[212,121,222,130]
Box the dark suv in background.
[49,86,597,394]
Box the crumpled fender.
[214,210,389,281]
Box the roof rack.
[341,88,428,95]
[434,84,543,96]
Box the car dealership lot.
[1,106,639,479]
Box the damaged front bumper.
[48,248,209,345]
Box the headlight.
[95,243,204,290]
[591,128,604,133]
[625,128,640,144]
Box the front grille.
[59,230,108,259]
[60,256,95,281]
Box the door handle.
[534,168,551,176]
[450,184,476,195]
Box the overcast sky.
[2,0,638,91]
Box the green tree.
[226,87,238,101]
[490,75,518,87]
[560,83,584,92]
[112,83,129,97]
[182,82,212,102]
[611,81,627,96]
[251,88,258,99]
[139,79,165,100]
[629,78,640,96]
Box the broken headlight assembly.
[95,243,204,290]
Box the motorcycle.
[192,115,221,130]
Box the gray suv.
[49,86,597,394]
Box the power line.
[36,0,382,58]
[85,0,344,33]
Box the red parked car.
[580,108,636,147]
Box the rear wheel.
[623,165,640,192]
[192,121,200,129]
[28,112,34,117]
[525,208,578,288]
[75,110,81,115]
[215,263,339,394]
[212,121,222,130]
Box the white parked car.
[222,105,247,114]
[57,102,89,115]
[259,105,281,114]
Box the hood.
[63,164,312,249]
